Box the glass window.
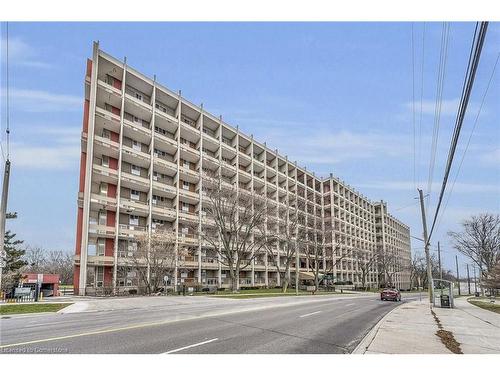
[129,215,139,226]
[131,165,140,176]
[97,238,105,256]
[130,189,140,200]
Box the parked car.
[381,288,401,301]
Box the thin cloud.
[11,143,80,170]
[1,37,52,69]
[6,88,81,112]
[478,148,500,165]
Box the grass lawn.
[468,299,500,314]
[0,303,73,315]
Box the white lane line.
[345,303,355,307]
[163,338,219,354]
[299,310,322,318]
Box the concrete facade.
[74,42,411,295]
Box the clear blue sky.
[1,22,499,274]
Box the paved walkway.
[435,297,500,354]
[354,297,500,354]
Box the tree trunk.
[282,276,289,293]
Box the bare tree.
[377,248,396,287]
[193,173,270,292]
[482,262,500,292]
[448,213,500,294]
[322,245,350,288]
[44,251,73,285]
[264,202,305,293]
[130,229,181,295]
[23,247,73,284]
[24,246,47,272]
[408,252,424,289]
[304,228,325,294]
[353,249,378,290]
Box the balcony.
[97,79,122,96]
[179,187,199,201]
[95,105,121,124]
[122,145,151,166]
[153,155,177,173]
[202,150,218,165]
[119,224,147,238]
[86,255,115,267]
[179,166,199,180]
[154,129,177,148]
[178,210,199,222]
[120,198,149,215]
[152,180,177,197]
[93,164,118,183]
[180,114,197,129]
[180,143,200,159]
[125,86,151,109]
[121,171,150,189]
[178,232,198,245]
[201,256,218,267]
[123,117,151,140]
[151,204,176,219]
[88,224,115,238]
[90,193,117,211]
[202,128,218,143]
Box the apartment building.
[74,42,411,295]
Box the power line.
[411,23,416,191]
[427,22,489,244]
[417,22,426,186]
[434,51,499,234]
[6,22,10,160]
[426,22,450,211]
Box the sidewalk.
[434,297,500,354]
[354,297,500,354]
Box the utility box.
[440,295,451,308]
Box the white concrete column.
[79,41,100,295]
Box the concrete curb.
[1,311,57,319]
[352,301,410,354]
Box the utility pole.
[455,255,461,296]
[0,160,11,291]
[417,189,433,304]
[466,264,471,295]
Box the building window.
[182,203,189,212]
[96,267,104,288]
[183,181,190,190]
[97,238,105,256]
[129,215,139,226]
[102,155,109,168]
[100,182,108,195]
[98,211,107,226]
[130,189,140,200]
[131,164,140,176]
[132,140,141,151]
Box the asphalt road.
[0,293,419,354]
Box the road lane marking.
[345,303,355,307]
[299,310,322,318]
[163,338,219,354]
[0,295,375,349]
